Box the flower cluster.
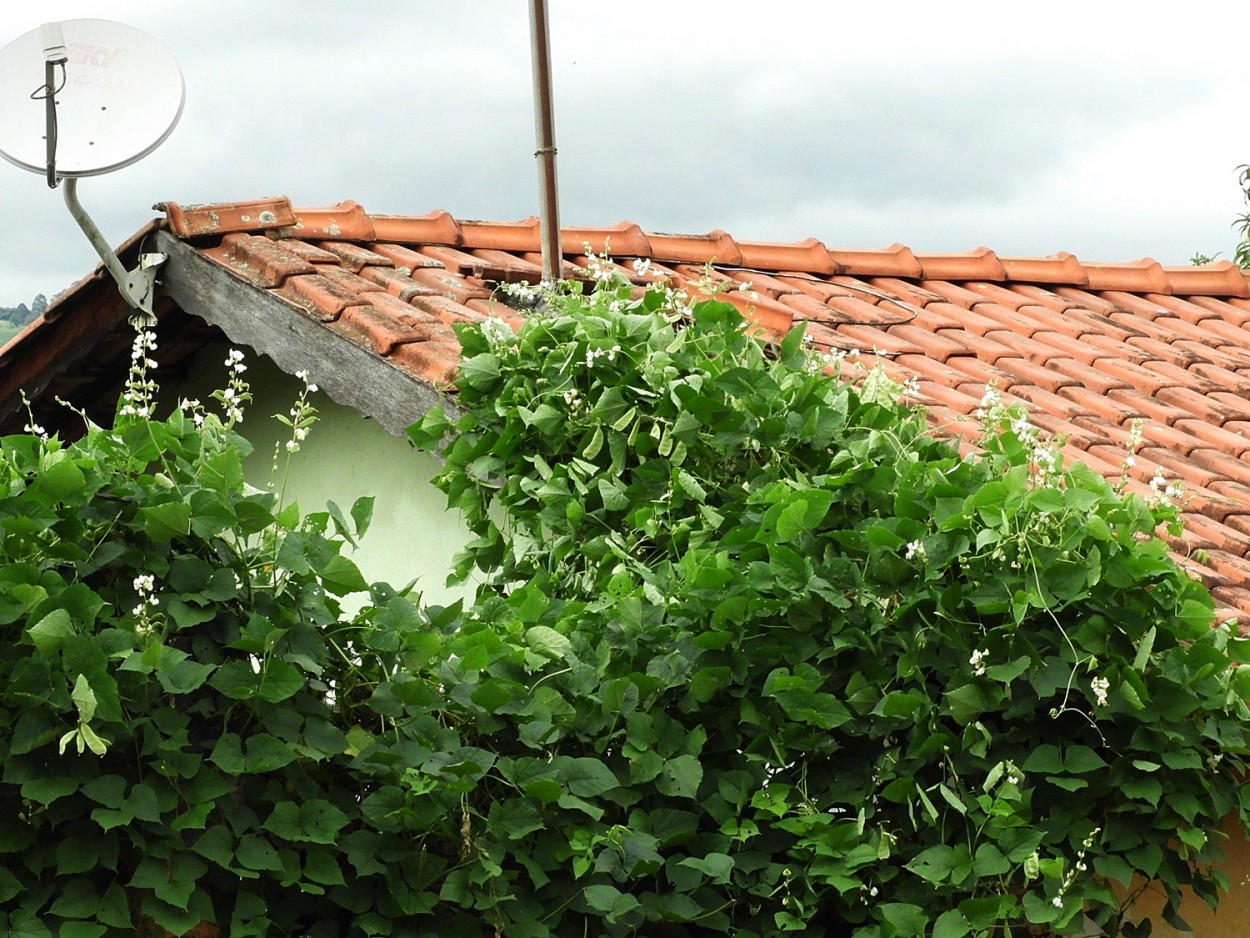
[20,391,47,440]
[131,573,161,638]
[1090,675,1110,708]
[584,344,621,368]
[281,370,319,453]
[119,329,159,418]
[969,648,989,677]
[1149,470,1183,507]
[583,243,617,284]
[1051,828,1101,908]
[213,348,251,426]
[904,539,926,561]
[178,398,206,430]
[481,316,516,349]
[497,280,548,310]
[974,383,1062,487]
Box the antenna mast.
[529,0,561,284]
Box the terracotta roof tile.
[1106,387,1191,427]
[1062,386,1144,425]
[1028,331,1104,366]
[1081,259,1171,294]
[1007,284,1083,313]
[997,253,1087,285]
[205,233,316,289]
[994,357,1080,395]
[914,248,1007,281]
[367,242,447,272]
[1094,358,1182,396]
[104,196,1250,626]
[279,274,369,322]
[160,196,297,238]
[291,201,376,241]
[1187,295,1250,325]
[370,210,464,246]
[825,245,923,278]
[1046,357,1132,394]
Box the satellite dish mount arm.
[62,177,163,325]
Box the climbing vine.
[408,271,1250,937]
[1,268,1249,937]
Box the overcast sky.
[0,0,1247,307]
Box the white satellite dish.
[0,19,185,320]
[0,19,184,178]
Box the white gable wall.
[161,344,472,608]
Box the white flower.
[904,540,926,561]
[969,648,989,677]
[1091,676,1110,707]
[632,257,653,277]
[1052,897,1063,909]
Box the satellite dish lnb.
[0,19,186,323]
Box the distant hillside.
[0,294,47,345]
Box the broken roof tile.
[160,197,297,238]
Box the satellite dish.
[0,19,185,322]
[0,18,185,178]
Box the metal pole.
[62,177,162,325]
[529,0,561,284]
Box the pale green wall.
[163,344,472,608]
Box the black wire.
[31,62,66,188]
[28,63,67,100]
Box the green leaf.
[933,909,971,938]
[263,800,351,845]
[656,754,703,798]
[236,834,283,872]
[559,757,620,798]
[1063,745,1108,774]
[526,625,572,662]
[1133,625,1157,673]
[19,776,77,806]
[71,673,97,722]
[320,554,368,596]
[141,500,192,540]
[583,883,642,922]
[1021,744,1064,774]
[677,852,734,884]
[27,608,74,653]
[880,902,928,937]
[257,659,305,703]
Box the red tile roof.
[11,195,1250,624]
